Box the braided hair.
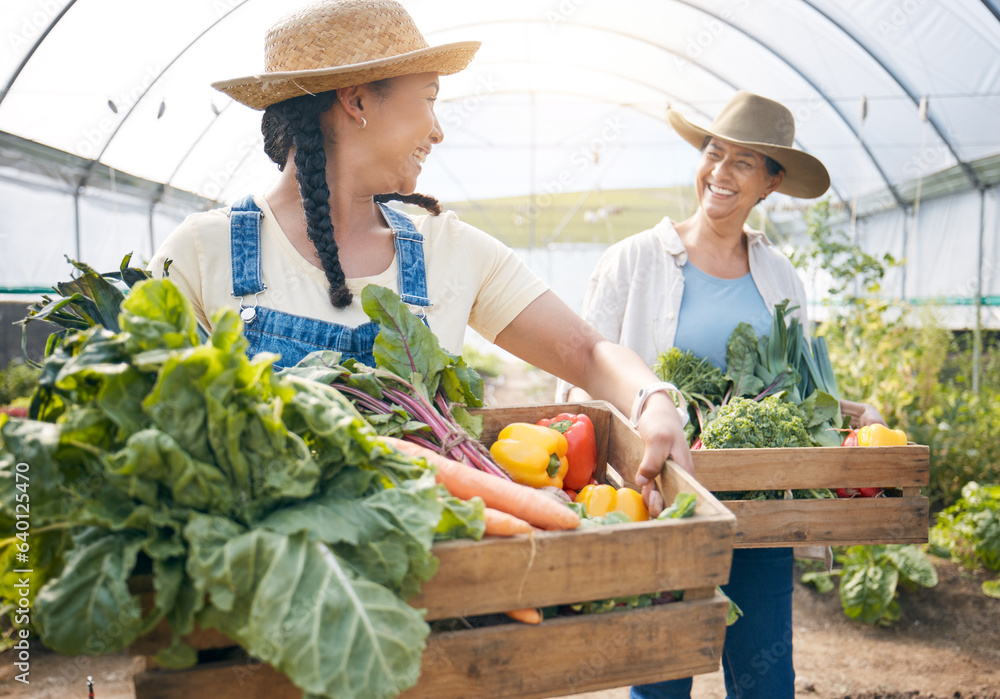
[261,87,442,308]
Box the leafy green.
[801,544,938,625]
[657,492,698,520]
[837,545,937,625]
[652,347,727,429]
[363,285,483,408]
[0,277,477,699]
[701,397,836,501]
[930,482,1000,595]
[724,323,765,399]
[283,286,506,479]
[186,517,429,699]
[701,396,810,450]
[34,528,146,654]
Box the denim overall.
[229,195,432,368]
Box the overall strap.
[230,195,266,298]
[379,203,432,308]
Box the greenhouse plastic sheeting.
[0,0,998,322]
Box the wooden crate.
[691,445,930,548]
[130,401,737,699]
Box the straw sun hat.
[212,0,480,110]
[667,91,831,199]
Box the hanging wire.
[911,95,930,233]
[849,96,868,243]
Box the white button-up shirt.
[557,216,809,400]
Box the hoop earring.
[357,117,367,129]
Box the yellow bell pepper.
[575,484,650,522]
[857,424,907,447]
[490,422,569,488]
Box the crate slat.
[130,401,737,698]
[132,592,729,699]
[725,496,930,547]
[692,445,930,490]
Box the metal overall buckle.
[232,285,267,324]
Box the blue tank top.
[673,261,771,370]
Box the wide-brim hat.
[212,0,481,110]
[667,91,830,199]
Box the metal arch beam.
[81,0,252,184]
[979,0,1000,24]
[429,22,846,202]
[447,57,847,201]
[0,0,79,107]
[800,0,984,191]
[163,101,233,190]
[452,58,719,119]
[663,0,907,209]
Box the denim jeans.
[228,195,432,368]
[630,548,795,699]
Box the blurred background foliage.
[796,201,999,508]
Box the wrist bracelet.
[630,381,689,428]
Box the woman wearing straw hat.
[149,0,692,508]
[563,92,886,698]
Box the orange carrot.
[381,437,581,531]
[504,607,542,624]
[483,507,534,536]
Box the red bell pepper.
[537,413,598,490]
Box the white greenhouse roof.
[0,0,999,327]
[2,0,999,205]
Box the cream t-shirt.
[148,196,548,356]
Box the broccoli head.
[701,396,810,449]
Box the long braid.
[261,90,443,310]
[374,192,442,215]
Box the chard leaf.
[119,279,199,352]
[108,429,232,513]
[435,491,486,541]
[802,390,844,447]
[883,545,938,588]
[438,355,484,407]
[972,510,1000,571]
[839,557,899,624]
[0,419,64,495]
[186,516,428,699]
[724,323,764,398]
[261,470,441,599]
[34,529,145,654]
[97,365,155,438]
[449,403,484,440]
[363,285,449,398]
[282,375,378,477]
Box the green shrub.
[0,358,39,405]
[930,481,1000,598]
[795,201,999,508]
[800,544,938,625]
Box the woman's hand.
[495,291,694,518]
[633,392,693,518]
[840,399,887,429]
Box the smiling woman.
[147,0,695,515]
[562,90,889,699]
